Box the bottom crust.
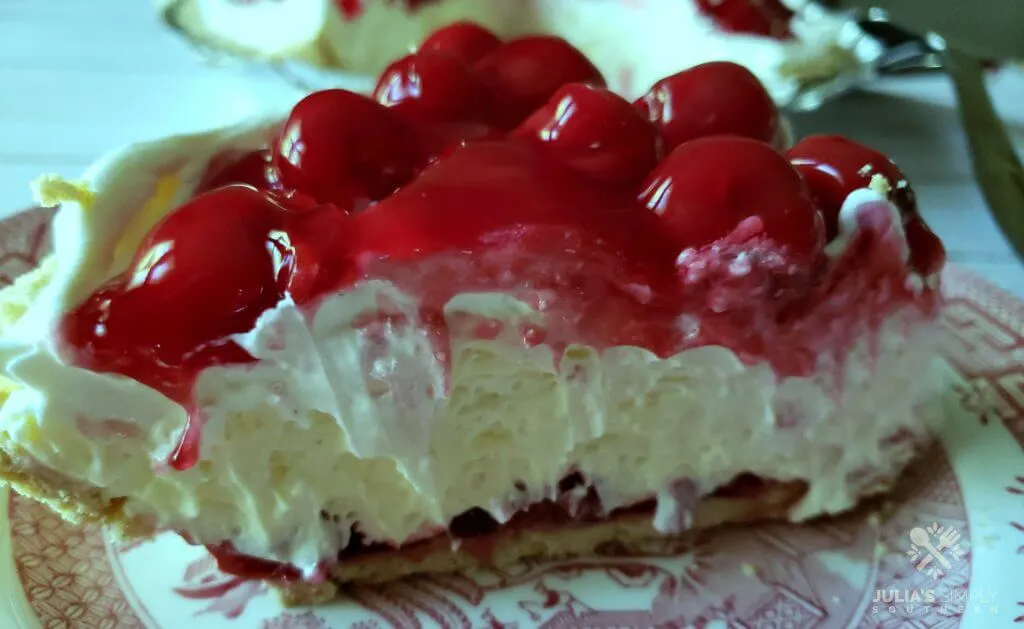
[0,430,811,608]
[277,480,808,606]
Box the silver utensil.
[827,0,1024,61]
[824,0,1024,263]
[784,19,944,112]
[946,49,1024,263]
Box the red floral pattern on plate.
[8,493,145,628]
[0,208,1019,627]
[0,207,54,286]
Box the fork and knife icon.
[908,525,962,571]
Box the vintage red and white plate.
[0,207,1021,628]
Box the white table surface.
[2,1,1023,295]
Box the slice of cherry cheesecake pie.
[162,0,876,103]
[0,28,946,605]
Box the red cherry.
[374,52,494,124]
[474,36,606,129]
[513,83,663,185]
[274,89,425,210]
[420,21,501,63]
[903,215,946,276]
[197,149,281,193]
[694,0,793,37]
[60,186,294,398]
[788,135,917,240]
[634,62,779,153]
[114,185,289,340]
[638,136,823,260]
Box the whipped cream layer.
[0,121,944,578]
[166,0,880,104]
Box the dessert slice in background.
[0,27,946,605]
[159,0,880,103]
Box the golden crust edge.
[0,257,153,538]
[0,447,155,541]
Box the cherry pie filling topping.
[57,26,944,579]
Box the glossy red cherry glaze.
[634,62,780,152]
[58,28,943,582]
[904,215,947,277]
[474,36,606,128]
[639,136,823,261]
[514,84,664,185]
[788,134,918,239]
[419,21,501,62]
[694,0,794,37]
